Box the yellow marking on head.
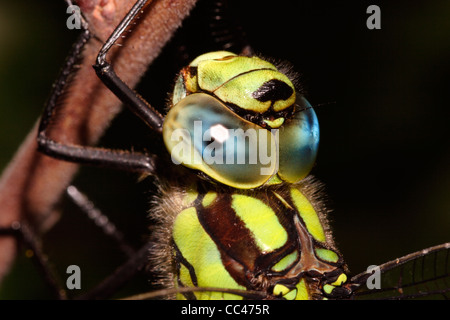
[189,51,237,67]
[264,117,285,128]
[213,69,295,113]
[172,74,187,105]
[184,72,198,94]
[197,55,277,93]
[265,174,284,186]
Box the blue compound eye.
[277,96,320,183]
[163,93,278,189]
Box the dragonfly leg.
[94,0,165,133]
[37,3,157,175]
[0,222,67,299]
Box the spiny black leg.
[37,3,157,175]
[37,31,90,135]
[0,222,67,299]
[94,0,164,133]
[76,242,154,300]
[66,186,136,257]
[38,137,157,173]
[66,185,153,299]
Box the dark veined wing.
[348,243,450,300]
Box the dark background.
[0,0,448,298]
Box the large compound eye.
[163,93,278,189]
[277,96,319,183]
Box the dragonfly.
[0,0,448,300]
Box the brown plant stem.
[0,0,197,283]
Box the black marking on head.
[220,99,295,129]
[252,79,293,103]
[187,66,198,78]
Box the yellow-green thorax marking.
[154,177,348,300]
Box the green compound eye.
[163,93,319,188]
[277,96,319,183]
[163,93,278,189]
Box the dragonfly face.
[163,51,319,189]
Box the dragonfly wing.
[350,243,450,300]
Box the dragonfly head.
[163,51,319,189]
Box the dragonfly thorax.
[150,175,349,300]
